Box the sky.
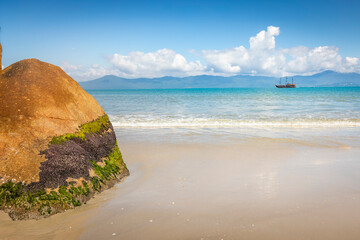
[1,0,360,81]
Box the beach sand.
[1,129,360,239]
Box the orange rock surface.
[0,50,105,184]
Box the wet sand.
[1,130,360,239]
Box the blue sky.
[1,0,359,80]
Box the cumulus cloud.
[108,48,207,78]
[201,26,360,76]
[249,26,280,50]
[60,62,121,81]
[62,26,360,81]
[285,46,343,74]
[201,26,287,76]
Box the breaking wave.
[109,116,360,129]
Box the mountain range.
[79,71,360,89]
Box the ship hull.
[275,84,296,88]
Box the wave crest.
[109,116,360,129]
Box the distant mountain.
[292,71,360,87]
[79,71,360,89]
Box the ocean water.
[88,87,360,129]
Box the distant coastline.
[79,70,360,90]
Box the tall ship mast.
[275,77,296,88]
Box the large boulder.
[0,43,129,220]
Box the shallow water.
[89,87,360,128]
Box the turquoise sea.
[89,87,360,129]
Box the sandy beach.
[1,128,359,240]
[2,0,360,238]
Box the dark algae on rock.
[0,115,129,221]
[0,43,129,220]
[32,115,119,190]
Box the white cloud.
[61,26,360,81]
[201,26,360,76]
[60,62,120,81]
[109,48,207,78]
[60,62,82,72]
[249,26,280,50]
[202,26,287,76]
[345,57,358,65]
[286,46,342,74]
[200,46,248,73]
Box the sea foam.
[110,116,360,129]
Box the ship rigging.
[275,77,296,88]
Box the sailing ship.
[275,77,296,88]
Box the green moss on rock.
[0,180,90,215]
[90,143,127,192]
[0,126,129,220]
[91,145,123,180]
[49,115,110,144]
